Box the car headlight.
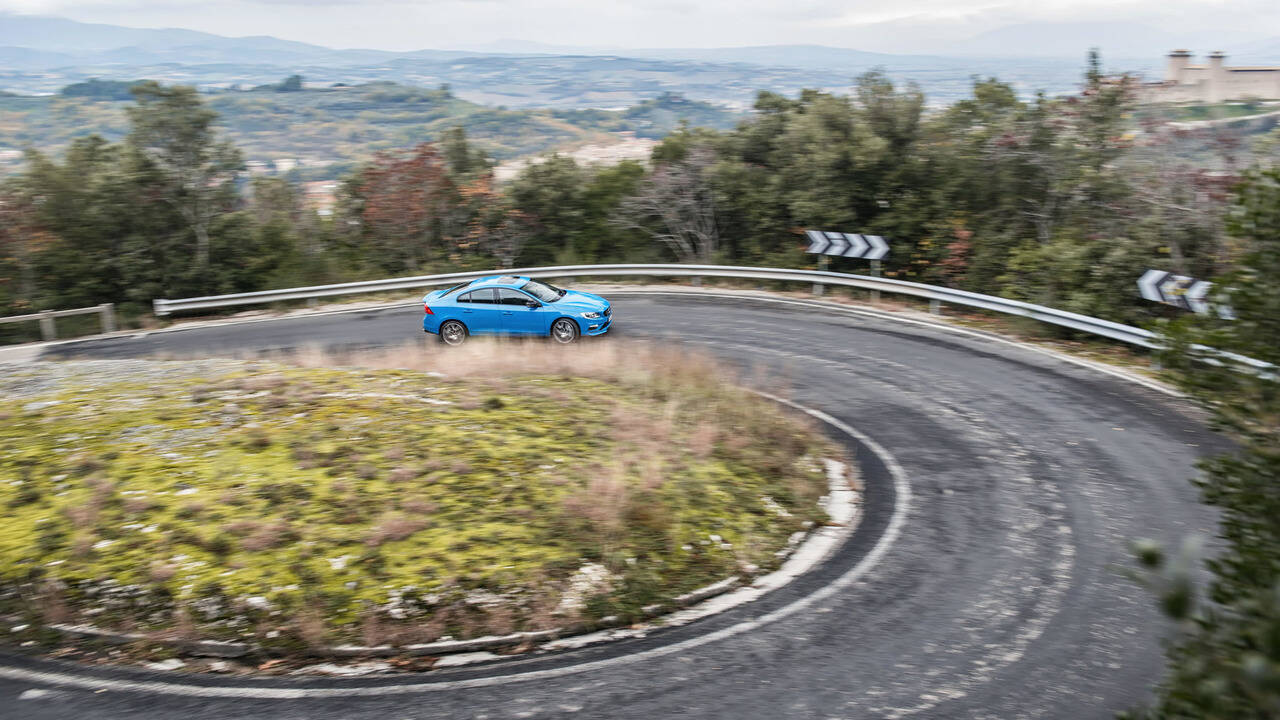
[580,311,601,319]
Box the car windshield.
[520,279,565,303]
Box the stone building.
[1142,50,1280,103]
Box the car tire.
[439,320,468,346]
[550,318,579,344]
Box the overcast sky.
[0,0,1275,53]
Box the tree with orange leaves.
[352,142,471,274]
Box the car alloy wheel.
[440,321,467,346]
[551,318,578,344]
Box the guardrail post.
[38,311,56,340]
[813,256,827,296]
[98,303,116,334]
[870,260,881,303]
[929,299,941,316]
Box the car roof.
[467,275,529,288]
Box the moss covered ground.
[0,345,837,653]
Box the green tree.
[441,126,492,177]
[126,81,243,290]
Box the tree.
[507,155,588,265]
[350,142,464,273]
[614,147,720,263]
[126,82,243,288]
[442,126,491,177]
[0,180,47,312]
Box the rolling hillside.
[0,82,741,178]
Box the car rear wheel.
[551,318,579,344]
[439,320,468,346]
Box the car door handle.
[502,311,513,316]
[462,309,473,313]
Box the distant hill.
[0,12,466,66]
[0,82,742,178]
[0,12,1166,107]
[0,13,321,55]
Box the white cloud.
[0,0,1274,53]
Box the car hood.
[556,290,609,312]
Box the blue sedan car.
[422,275,612,345]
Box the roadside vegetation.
[1124,167,1280,717]
[0,342,839,655]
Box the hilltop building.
[1142,50,1280,103]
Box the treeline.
[0,52,1271,330]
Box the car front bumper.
[583,316,611,336]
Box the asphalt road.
[3,292,1223,720]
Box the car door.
[496,287,550,335]
[455,288,502,334]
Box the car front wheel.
[550,318,579,344]
[439,320,468,346]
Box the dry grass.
[365,512,428,547]
[285,338,770,397]
[223,520,295,552]
[562,468,629,541]
[148,562,178,584]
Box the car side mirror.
[525,299,541,308]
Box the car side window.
[496,288,534,306]
[459,289,497,304]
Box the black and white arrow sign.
[841,233,868,258]
[824,231,849,256]
[1186,280,1211,315]
[805,230,829,254]
[1137,269,1169,303]
[863,235,889,260]
[805,229,891,260]
[1137,269,1223,316]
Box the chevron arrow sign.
[1137,269,1223,316]
[1137,269,1169,303]
[1185,280,1211,315]
[824,231,849,256]
[842,233,869,258]
[805,230,830,254]
[804,229,891,259]
[863,235,889,260]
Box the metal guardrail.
[0,303,116,341]
[151,263,1274,374]
[155,263,1164,347]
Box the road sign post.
[805,229,891,300]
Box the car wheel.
[550,318,579,344]
[439,320,468,346]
